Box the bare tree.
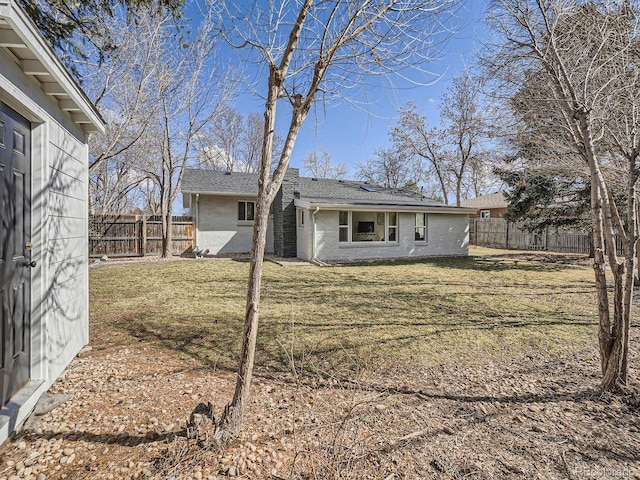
[195,109,244,171]
[440,72,489,205]
[303,147,348,179]
[199,0,460,445]
[356,147,420,188]
[485,0,639,391]
[135,10,237,257]
[194,110,282,173]
[84,10,171,212]
[239,113,268,173]
[390,102,450,201]
[89,132,151,213]
[390,72,490,206]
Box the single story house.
[459,191,509,219]
[182,168,475,262]
[1,0,104,444]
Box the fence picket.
[470,218,599,255]
[89,214,193,257]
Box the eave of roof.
[294,198,476,214]
[0,0,105,133]
[182,190,258,197]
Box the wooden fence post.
[505,221,510,249]
[141,215,147,257]
[474,218,478,244]
[545,226,550,251]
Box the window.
[415,213,427,241]
[480,210,490,219]
[238,201,255,221]
[299,209,305,227]
[339,211,398,243]
[339,211,349,242]
[388,212,397,242]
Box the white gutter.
[293,198,476,215]
[182,190,258,198]
[311,206,320,260]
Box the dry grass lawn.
[1,248,638,480]
[90,253,599,377]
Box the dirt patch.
[1,334,639,479]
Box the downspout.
[194,194,199,250]
[312,206,320,260]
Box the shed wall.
[44,123,89,381]
[0,45,91,443]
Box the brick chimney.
[273,168,299,258]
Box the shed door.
[0,102,32,407]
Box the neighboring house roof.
[458,191,509,210]
[182,169,476,213]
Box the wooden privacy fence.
[89,214,193,257]
[470,218,594,254]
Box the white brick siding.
[195,195,274,254]
[305,210,468,261]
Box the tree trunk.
[214,200,270,442]
[163,209,174,258]
[636,202,640,284]
[578,108,630,392]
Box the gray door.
[0,102,32,407]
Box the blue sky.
[201,1,489,178]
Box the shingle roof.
[458,191,509,209]
[182,168,449,208]
[298,177,443,207]
[182,169,260,195]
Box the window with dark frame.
[238,201,256,221]
[339,211,398,243]
[339,211,349,242]
[415,213,427,241]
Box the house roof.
[458,191,509,209]
[297,176,444,206]
[182,168,476,213]
[182,169,261,196]
[0,0,105,133]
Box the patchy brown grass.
[1,249,638,480]
[90,253,598,377]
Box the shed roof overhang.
[0,0,105,134]
[294,198,477,215]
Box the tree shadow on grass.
[110,299,599,383]
[97,252,603,389]
[344,256,582,273]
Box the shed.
[0,0,104,444]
